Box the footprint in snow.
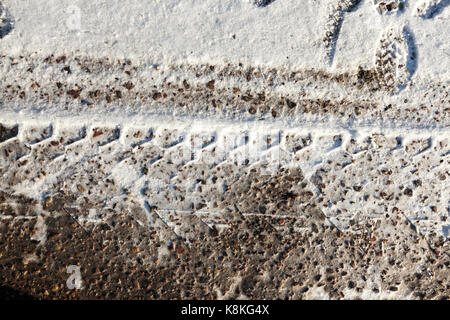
[0,1,13,39]
[322,0,449,91]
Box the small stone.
[286,99,297,109]
[389,286,398,292]
[67,89,81,99]
[404,188,413,196]
[152,92,162,100]
[206,80,215,90]
[61,66,71,74]
[412,179,422,187]
[122,82,134,91]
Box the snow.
[1,0,448,80]
[0,1,448,248]
[0,0,449,301]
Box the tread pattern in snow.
[1,122,448,242]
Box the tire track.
[1,120,448,241]
[1,53,448,129]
